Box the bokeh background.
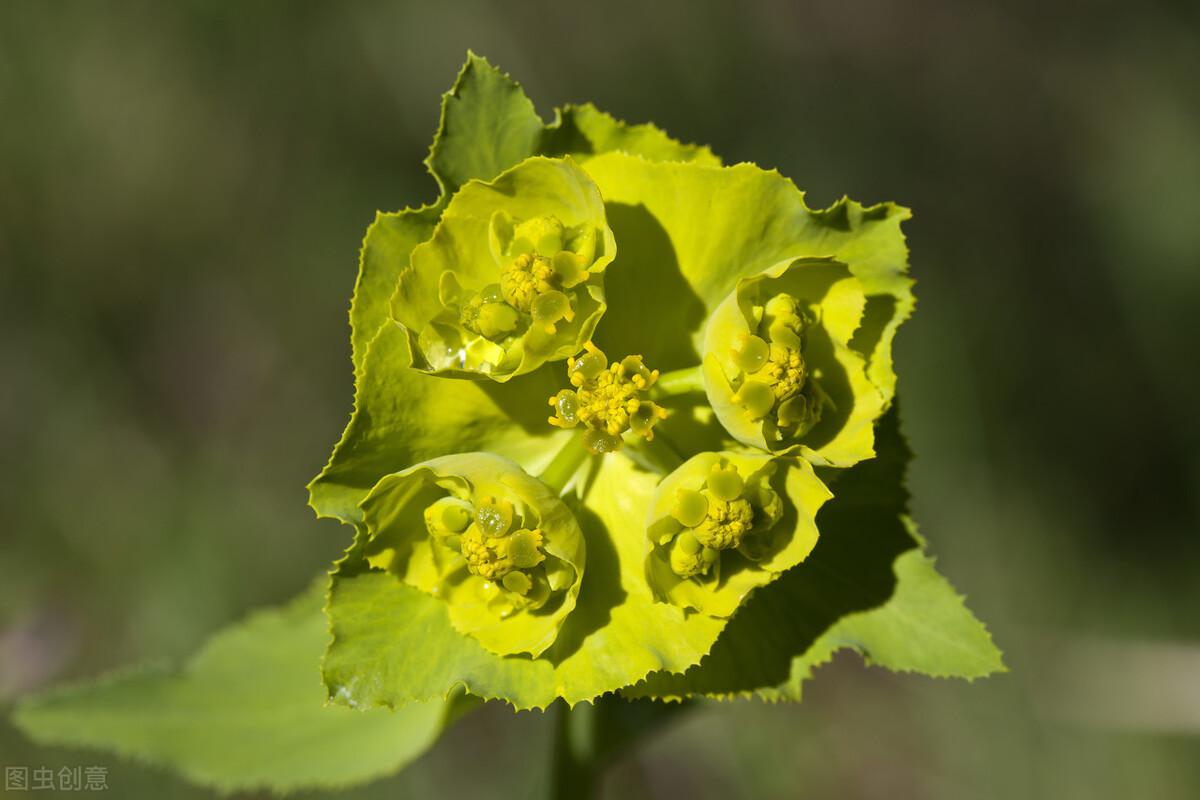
[2,1,1198,797]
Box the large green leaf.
[323,452,728,711]
[11,585,457,794]
[582,153,913,464]
[625,407,1004,701]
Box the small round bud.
[734,380,776,419]
[706,464,744,502]
[474,496,514,538]
[676,530,702,555]
[425,496,474,535]
[672,489,709,528]
[583,428,623,454]
[476,302,520,339]
[509,529,545,569]
[569,346,608,384]
[549,389,580,427]
[731,332,770,373]
[502,570,532,595]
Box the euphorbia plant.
[13,54,1003,796]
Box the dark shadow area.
[544,498,625,665]
[637,406,916,696]
[593,203,706,371]
[479,362,566,435]
[848,293,898,363]
[790,319,853,452]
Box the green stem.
[538,433,592,494]
[652,365,705,398]
[627,431,685,474]
[551,701,598,800]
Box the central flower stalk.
[547,343,669,454]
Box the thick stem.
[550,701,598,800]
[652,365,705,398]
[538,433,592,495]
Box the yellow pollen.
[547,343,668,451]
[761,345,806,401]
[501,253,559,313]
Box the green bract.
[645,451,831,617]
[359,452,584,657]
[394,156,616,380]
[701,257,882,464]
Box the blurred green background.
[2,1,1198,797]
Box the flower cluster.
[548,343,669,453]
[304,55,998,714]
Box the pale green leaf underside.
[11,585,452,794]
[324,453,727,711]
[626,408,1004,701]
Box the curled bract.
[358,452,585,657]
[701,257,884,466]
[393,156,616,381]
[547,342,669,454]
[645,451,831,617]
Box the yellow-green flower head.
[393,157,616,382]
[702,257,885,467]
[547,342,669,454]
[358,452,585,657]
[645,451,830,617]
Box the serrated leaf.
[427,52,545,195]
[626,407,1004,701]
[350,205,443,380]
[323,453,728,711]
[11,585,455,794]
[542,103,721,166]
